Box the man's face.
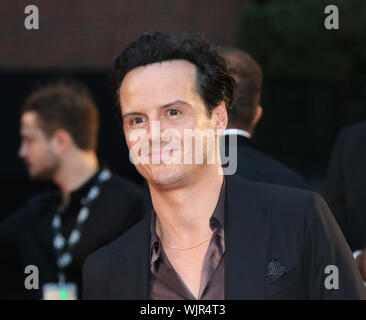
[120,59,224,189]
[18,111,60,180]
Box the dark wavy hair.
[110,32,235,121]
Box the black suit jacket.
[222,135,310,190]
[83,175,365,299]
[325,122,366,251]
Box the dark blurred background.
[1,0,365,221]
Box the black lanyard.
[51,168,111,284]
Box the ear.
[50,129,73,153]
[252,105,263,128]
[212,101,228,133]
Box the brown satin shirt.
[150,180,226,300]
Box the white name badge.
[42,283,77,300]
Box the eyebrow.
[121,112,143,120]
[20,125,34,134]
[20,129,35,138]
[121,100,192,119]
[161,100,192,109]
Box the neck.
[53,150,99,205]
[149,165,224,247]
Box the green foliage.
[238,0,366,77]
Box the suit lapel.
[108,176,271,300]
[109,211,152,299]
[225,175,271,299]
[348,142,366,249]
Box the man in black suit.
[325,121,366,280]
[219,48,310,189]
[83,33,365,299]
[0,80,145,299]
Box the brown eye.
[131,117,145,125]
[167,109,181,116]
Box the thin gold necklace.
[162,236,212,250]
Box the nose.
[148,120,162,147]
[18,143,27,159]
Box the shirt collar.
[67,167,103,205]
[223,128,252,139]
[210,177,225,230]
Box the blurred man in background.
[325,121,366,281]
[219,47,310,189]
[0,80,145,299]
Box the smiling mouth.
[147,147,184,161]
